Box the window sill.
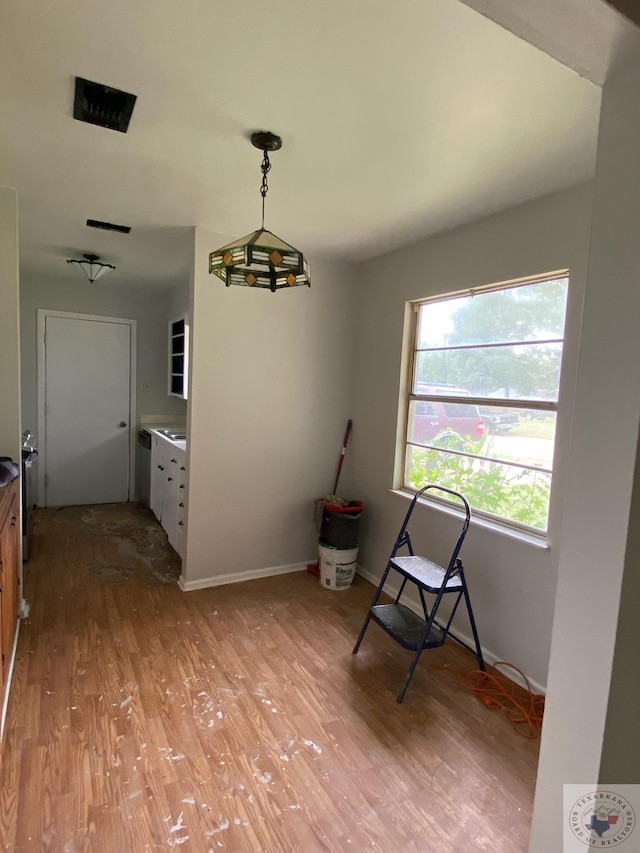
[388,489,551,551]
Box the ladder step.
[390,556,462,591]
[370,604,445,651]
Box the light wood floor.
[0,505,539,852]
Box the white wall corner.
[529,58,640,852]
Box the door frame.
[37,309,137,507]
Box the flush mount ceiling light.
[66,253,116,284]
[209,131,311,292]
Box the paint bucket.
[318,541,359,590]
[320,501,363,549]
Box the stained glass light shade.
[209,228,311,292]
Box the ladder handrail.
[391,484,471,574]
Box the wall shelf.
[168,314,189,399]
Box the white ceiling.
[0,0,622,291]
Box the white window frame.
[399,271,569,537]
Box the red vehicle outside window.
[409,385,486,446]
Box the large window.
[403,273,569,533]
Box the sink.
[157,429,187,441]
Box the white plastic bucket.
[318,542,358,590]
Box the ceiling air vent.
[86,219,131,234]
[73,77,137,133]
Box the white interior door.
[43,314,133,506]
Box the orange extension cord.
[432,661,545,739]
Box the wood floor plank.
[0,727,21,851]
[1,504,540,851]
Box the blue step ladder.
[353,485,485,702]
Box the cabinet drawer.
[174,521,186,559]
[0,481,19,688]
[177,495,187,519]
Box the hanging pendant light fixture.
[66,253,116,284]
[209,131,311,292]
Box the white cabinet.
[168,314,189,399]
[150,436,169,520]
[0,480,19,700]
[174,457,188,558]
[150,432,187,558]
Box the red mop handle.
[332,419,353,496]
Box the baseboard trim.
[355,564,546,696]
[179,561,309,592]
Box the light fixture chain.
[208,129,310,290]
[260,149,271,229]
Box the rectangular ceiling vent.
[73,77,137,133]
[86,219,131,234]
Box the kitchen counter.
[146,425,187,451]
[153,431,186,451]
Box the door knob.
[119,421,127,428]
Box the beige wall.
[183,227,357,586]
[0,187,21,463]
[166,248,191,319]
[599,418,640,784]
[349,182,594,691]
[530,60,640,850]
